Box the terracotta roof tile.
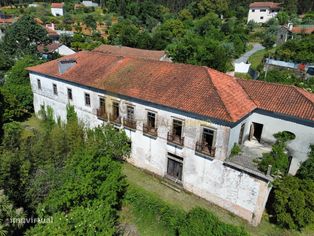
[249,2,281,9]
[27,51,314,123]
[93,45,166,61]
[237,79,314,121]
[37,43,62,53]
[51,3,64,8]
[291,25,314,34]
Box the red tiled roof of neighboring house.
[249,2,281,9]
[290,25,314,34]
[51,3,64,8]
[37,43,62,53]
[45,27,59,37]
[27,51,314,123]
[0,18,14,24]
[93,45,167,61]
[237,79,314,121]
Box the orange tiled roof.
[27,51,314,123]
[51,3,64,8]
[249,2,281,9]
[93,45,166,61]
[237,79,314,121]
[0,18,14,24]
[291,26,314,34]
[37,43,62,53]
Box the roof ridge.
[294,87,314,104]
[204,67,235,122]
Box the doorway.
[167,154,183,181]
[249,122,263,143]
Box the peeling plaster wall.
[229,112,314,175]
[30,73,272,225]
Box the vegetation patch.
[125,185,249,236]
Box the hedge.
[125,185,249,236]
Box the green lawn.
[248,49,266,70]
[122,163,314,236]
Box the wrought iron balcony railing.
[195,141,216,157]
[167,132,184,146]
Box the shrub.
[231,143,241,156]
[179,207,249,236]
[297,145,314,181]
[126,186,249,236]
[258,131,295,175]
[271,176,314,230]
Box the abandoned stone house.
[27,47,314,226]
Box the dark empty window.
[172,119,183,138]
[85,93,90,106]
[147,112,156,128]
[37,79,41,90]
[167,153,183,181]
[112,102,119,118]
[202,128,215,148]
[53,83,58,95]
[260,9,266,12]
[67,88,72,100]
[99,97,105,108]
[252,9,255,12]
[127,106,134,120]
[260,16,264,19]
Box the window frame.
[84,93,91,106]
[127,105,135,120]
[37,79,42,90]
[53,83,58,95]
[201,127,216,148]
[67,88,73,101]
[147,111,156,128]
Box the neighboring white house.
[247,2,281,23]
[37,43,75,58]
[51,2,64,17]
[82,1,99,7]
[27,48,314,226]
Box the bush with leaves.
[297,145,314,181]
[0,190,26,236]
[258,131,295,175]
[270,176,314,230]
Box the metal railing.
[123,118,136,129]
[195,141,215,157]
[167,132,184,146]
[96,107,108,121]
[109,114,121,125]
[143,124,158,137]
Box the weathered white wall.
[230,112,314,175]
[247,8,278,23]
[51,8,64,17]
[29,72,273,225]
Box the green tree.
[3,55,42,114]
[271,176,314,230]
[297,145,314,181]
[2,15,49,60]
[0,190,26,236]
[84,14,97,30]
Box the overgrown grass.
[123,163,314,236]
[248,49,266,70]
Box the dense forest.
[1,0,313,14]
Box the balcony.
[96,107,108,121]
[195,141,215,157]
[109,114,121,125]
[123,118,137,130]
[167,133,184,147]
[143,124,158,137]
